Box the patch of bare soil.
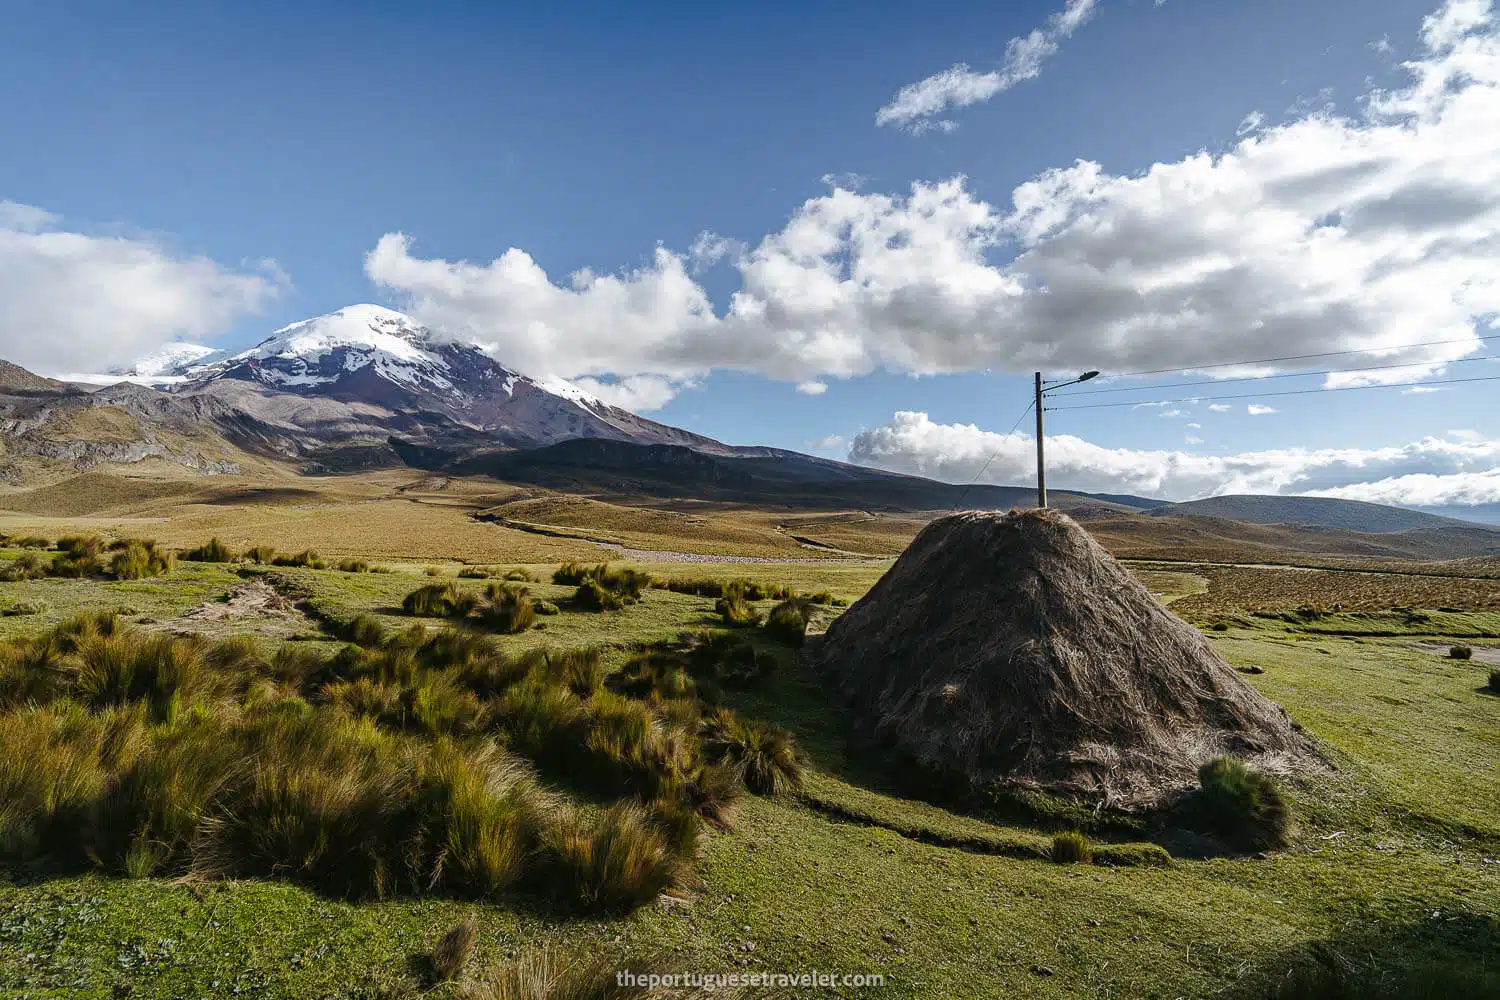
[180,581,302,623]
[1411,641,1500,665]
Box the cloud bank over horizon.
[0,202,285,374]
[847,411,1500,506]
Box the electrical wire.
[1099,331,1500,380]
[1044,373,1500,411]
[1060,353,1500,397]
[953,399,1035,511]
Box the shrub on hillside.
[700,709,802,796]
[1186,757,1291,851]
[182,537,236,563]
[1051,831,1092,864]
[1449,645,1473,660]
[1489,668,1500,693]
[764,598,812,646]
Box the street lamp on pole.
[1034,370,1100,508]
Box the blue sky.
[3,0,1499,506]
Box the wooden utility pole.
[1034,371,1047,509]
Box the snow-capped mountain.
[203,305,462,395]
[52,304,731,469]
[86,304,728,465]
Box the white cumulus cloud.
[0,202,285,374]
[559,374,682,413]
[796,380,829,395]
[1247,404,1279,415]
[848,410,1500,505]
[875,0,1099,134]
[366,0,1500,406]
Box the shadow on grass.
[1228,912,1500,1000]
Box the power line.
[1045,373,1500,411]
[953,399,1034,510]
[1099,331,1500,380]
[1061,352,1500,397]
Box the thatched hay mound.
[807,508,1309,809]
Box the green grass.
[0,555,1497,997]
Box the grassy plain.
[0,485,1497,998]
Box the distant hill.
[450,437,1140,515]
[1143,494,1486,533]
[1404,503,1500,527]
[1090,511,1500,565]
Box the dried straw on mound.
[807,508,1309,809]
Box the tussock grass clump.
[244,545,278,565]
[1187,757,1291,852]
[274,550,326,569]
[542,648,605,698]
[109,539,174,580]
[480,583,536,634]
[337,559,371,573]
[543,802,691,914]
[337,614,388,648]
[50,535,106,578]
[403,582,469,619]
[682,631,773,689]
[533,600,560,616]
[558,564,652,612]
[428,916,478,984]
[182,537,236,563]
[0,553,50,582]
[1488,668,1500,693]
[1051,831,1092,864]
[15,536,51,550]
[714,593,762,627]
[552,562,592,586]
[764,599,812,646]
[1448,645,1473,660]
[3,600,46,617]
[700,709,802,796]
[461,949,685,1000]
[0,618,733,915]
[658,577,793,601]
[610,652,696,701]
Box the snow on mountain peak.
[227,304,457,391]
[127,342,221,377]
